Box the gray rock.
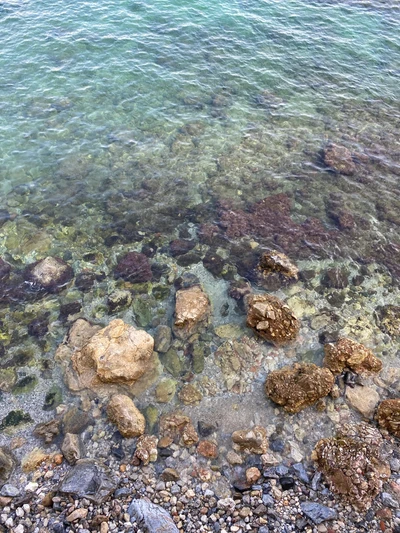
[292,463,310,483]
[0,447,15,485]
[262,494,274,507]
[0,484,20,497]
[300,502,337,524]
[311,471,321,490]
[154,325,172,353]
[58,460,117,504]
[128,497,179,533]
[381,492,399,509]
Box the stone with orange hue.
[323,338,382,375]
[198,440,219,459]
[232,426,268,455]
[107,394,145,438]
[377,399,400,438]
[173,286,210,339]
[246,294,300,346]
[246,467,261,484]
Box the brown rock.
[246,294,300,346]
[246,467,261,484]
[159,413,199,447]
[345,386,380,419]
[114,251,152,283]
[323,338,382,375]
[178,384,203,406]
[232,426,268,454]
[66,508,88,522]
[107,394,145,438]
[323,143,356,175]
[259,250,299,280]
[61,433,82,465]
[133,435,158,465]
[377,399,400,437]
[312,423,390,510]
[67,319,101,350]
[33,419,60,444]
[161,468,180,482]
[265,363,334,413]
[173,286,210,339]
[198,440,219,459]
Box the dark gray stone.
[300,502,337,524]
[381,492,399,509]
[128,497,179,533]
[292,463,310,483]
[262,494,274,507]
[58,460,117,504]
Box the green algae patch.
[12,375,38,394]
[0,410,33,430]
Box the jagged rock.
[265,363,334,413]
[114,252,152,283]
[300,502,337,524]
[178,384,202,406]
[133,435,158,465]
[231,426,268,455]
[62,407,93,435]
[128,498,179,533]
[312,423,390,510]
[323,143,356,175]
[0,447,15,485]
[58,460,117,504]
[376,305,400,337]
[159,413,199,447]
[61,433,82,465]
[323,338,382,375]
[33,419,60,444]
[67,319,101,349]
[154,325,172,353]
[107,289,132,313]
[345,385,380,419]
[107,394,145,438]
[173,286,210,339]
[377,399,400,437]
[246,294,300,346]
[25,257,74,292]
[259,250,299,280]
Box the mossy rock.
[155,379,177,403]
[160,349,184,377]
[152,285,171,301]
[143,405,159,434]
[132,295,155,328]
[12,375,38,394]
[0,368,17,392]
[192,345,205,374]
[43,385,63,411]
[0,410,33,430]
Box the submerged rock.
[58,460,117,504]
[107,394,145,438]
[114,251,152,283]
[323,338,382,375]
[231,426,268,455]
[258,250,299,280]
[0,447,15,485]
[159,413,199,447]
[128,498,179,533]
[300,502,337,524]
[178,384,202,406]
[377,399,400,438]
[345,385,380,419]
[312,423,390,510]
[0,258,11,280]
[25,256,74,292]
[323,143,356,175]
[173,286,210,339]
[265,363,334,413]
[376,305,400,337]
[246,294,300,346]
[61,433,82,465]
[33,419,60,444]
[133,435,158,465]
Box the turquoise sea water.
[0,0,399,455]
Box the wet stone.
[128,498,179,533]
[63,407,93,435]
[0,484,20,497]
[259,250,299,280]
[321,267,349,289]
[0,410,32,429]
[25,256,74,293]
[155,379,177,403]
[58,461,117,504]
[27,314,49,338]
[0,447,15,485]
[300,502,338,524]
[75,271,97,292]
[169,238,196,257]
[377,399,400,438]
[154,325,172,353]
[323,143,356,175]
[107,289,132,313]
[59,301,82,321]
[376,305,400,337]
[114,252,152,283]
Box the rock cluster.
[312,423,390,510]
[265,363,334,413]
[323,337,382,375]
[246,294,300,345]
[376,399,400,437]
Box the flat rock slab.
[58,461,117,504]
[300,501,338,524]
[128,498,179,533]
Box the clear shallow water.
[0,0,399,464]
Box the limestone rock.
[265,363,334,413]
[231,426,268,455]
[345,386,380,419]
[323,143,356,175]
[312,423,390,510]
[246,294,300,346]
[323,338,382,375]
[377,399,400,437]
[173,286,210,339]
[134,435,158,465]
[61,433,82,465]
[259,250,299,280]
[0,447,15,485]
[25,257,74,292]
[59,460,117,504]
[107,394,145,438]
[128,498,179,533]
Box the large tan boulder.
[246,294,300,346]
[265,363,334,413]
[107,394,145,438]
[173,286,210,339]
[323,338,382,375]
